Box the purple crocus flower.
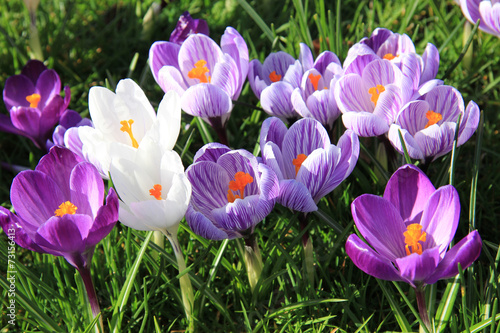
[291,44,344,131]
[149,27,248,135]
[260,117,359,212]
[343,28,440,85]
[185,143,279,240]
[345,164,482,288]
[460,0,500,37]
[169,11,209,44]
[46,109,93,157]
[1,60,70,149]
[388,85,480,160]
[0,146,119,269]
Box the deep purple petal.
[86,188,119,247]
[0,207,47,253]
[3,75,35,110]
[346,234,404,281]
[351,194,407,261]
[36,146,80,198]
[383,164,436,226]
[69,161,105,218]
[313,51,341,74]
[35,70,62,110]
[21,60,47,83]
[395,246,441,285]
[425,230,482,284]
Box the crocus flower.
[149,27,248,141]
[460,0,500,37]
[185,143,279,240]
[0,146,119,327]
[1,60,70,149]
[78,79,181,178]
[47,109,93,155]
[388,85,480,160]
[335,56,418,137]
[169,11,209,44]
[260,117,359,212]
[290,44,344,131]
[345,164,482,288]
[248,48,306,120]
[343,28,440,85]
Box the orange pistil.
[269,71,282,82]
[292,154,308,176]
[424,110,442,129]
[54,201,78,217]
[404,223,427,256]
[120,119,139,148]
[227,171,254,203]
[368,84,385,106]
[149,184,162,200]
[188,59,210,83]
[308,73,321,91]
[383,53,397,60]
[26,93,41,108]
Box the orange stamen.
[424,110,442,129]
[149,184,162,200]
[404,223,427,256]
[26,93,41,108]
[188,59,210,83]
[120,119,139,148]
[308,73,321,91]
[227,171,254,203]
[292,154,308,176]
[54,201,78,217]
[383,53,396,60]
[269,71,282,82]
[368,84,385,106]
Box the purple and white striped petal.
[186,205,231,240]
[457,100,480,146]
[149,41,181,82]
[342,111,391,137]
[260,82,297,119]
[181,83,232,120]
[193,142,232,163]
[260,116,288,151]
[277,179,318,212]
[157,66,188,95]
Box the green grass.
[1,0,500,331]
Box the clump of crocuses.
[1,60,70,149]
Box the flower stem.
[164,229,195,331]
[299,213,314,287]
[415,285,431,332]
[77,266,103,333]
[209,116,229,146]
[243,233,263,293]
[152,230,164,261]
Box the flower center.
[149,184,162,200]
[269,71,282,83]
[368,84,385,106]
[227,171,254,203]
[120,119,139,148]
[404,223,427,256]
[292,154,308,176]
[54,201,78,217]
[26,93,41,108]
[424,110,442,129]
[308,73,321,91]
[188,59,211,83]
[383,53,397,60]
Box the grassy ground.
[1,0,499,332]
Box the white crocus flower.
[78,79,180,178]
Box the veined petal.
[260,82,297,118]
[217,149,259,195]
[210,54,240,98]
[262,142,285,180]
[420,43,439,84]
[413,122,456,158]
[193,142,232,163]
[260,116,288,151]
[346,234,404,281]
[335,74,373,114]
[220,26,249,98]
[313,50,341,74]
[394,246,441,286]
[186,205,229,240]
[149,41,181,82]
[388,125,425,160]
[342,111,390,137]
[299,43,314,70]
[157,66,188,95]
[248,59,265,98]
[212,194,268,235]
[277,179,317,212]
[457,100,480,146]
[181,84,232,118]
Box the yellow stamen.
[292,154,308,176]
[383,53,396,60]
[188,59,211,83]
[308,73,321,91]
[120,119,139,148]
[54,201,78,217]
[368,84,385,106]
[227,171,254,203]
[26,93,41,108]
[404,223,427,256]
[269,71,282,83]
[149,184,162,200]
[424,110,442,129]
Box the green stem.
[243,233,263,293]
[77,265,103,333]
[299,213,314,287]
[152,230,164,261]
[164,229,195,331]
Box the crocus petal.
[419,185,460,256]
[260,116,288,150]
[335,74,373,114]
[186,205,230,240]
[388,125,425,160]
[260,82,296,118]
[299,43,314,71]
[178,34,223,85]
[425,230,482,284]
[351,194,407,261]
[413,122,456,158]
[342,111,390,137]
[21,60,47,83]
[36,70,62,110]
[457,100,480,146]
[3,75,35,110]
[0,207,47,253]
[146,91,181,150]
[210,54,240,98]
[212,195,267,235]
[220,26,249,98]
[69,162,105,218]
[262,142,285,180]
[193,142,232,163]
[157,66,188,95]
[383,164,436,225]
[394,246,441,286]
[277,179,318,212]
[420,43,439,84]
[181,83,232,119]
[149,41,181,81]
[346,234,404,281]
[86,189,119,247]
